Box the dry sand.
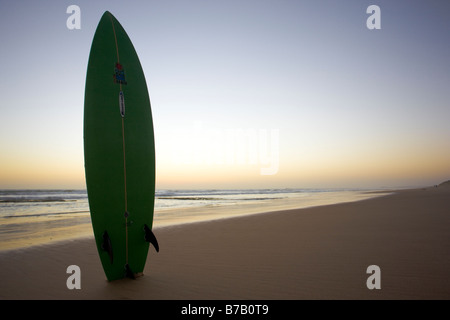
[1,185,449,300]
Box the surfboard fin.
[101,231,113,264]
[124,264,135,280]
[144,224,159,252]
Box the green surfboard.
[84,11,159,281]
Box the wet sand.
[1,184,449,299]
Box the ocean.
[0,188,386,250]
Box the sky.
[0,0,449,189]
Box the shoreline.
[0,185,449,299]
[0,189,390,251]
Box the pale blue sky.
[1,0,449,189]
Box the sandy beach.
[1,184,449,300]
